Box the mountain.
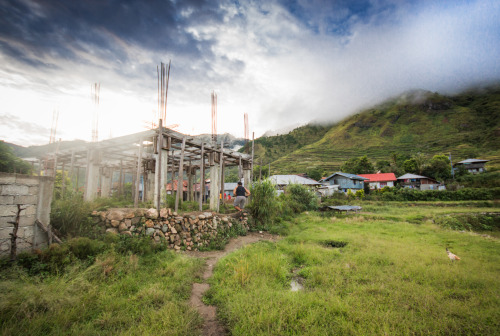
[247,85,500,174]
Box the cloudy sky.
[1,0,499,146]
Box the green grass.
[0,250,205,335]
[207,204,500,335]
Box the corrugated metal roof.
[269,175,321,185]
[358,173,397,182]
[322,172,368,181]
[397,173,429,180]
[457,159,489,164]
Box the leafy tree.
[403,158,418,174]
[413,153,427,175]
[306,167,323,181]
[376,160,391,172]
[423,155,451,181]
[0,141,32,174]
[341,155,374,174]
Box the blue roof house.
[320,172,368,193]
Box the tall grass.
[0,247,204,335]
[207,205,500,335]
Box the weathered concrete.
[0,173,54,255]
[209,163,220,211]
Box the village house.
[320,172,368,193]
[358,172,397,189]
[396,173,442,190]
[269,175,321,195]
[453,158,489,174]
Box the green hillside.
[255,86,500,174]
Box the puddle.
[290,279,304,291]
[322,240,348,248]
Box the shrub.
[66,237,106,261]
[50,194,99,238]
[282,183,318,213]
[247,179,280,228]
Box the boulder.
[124,210,135,219]
[124,219,132,228]
[106,228,119,234]
[146,228,155,236]
[162,225,169,233]
[145,208,159,219]
[203,212,213,219]
[145,219,154,228]
[118,222,128,232]
[131,217,141,225]
[110,220,120,228]
[160,208,170,218]
[107,210,124,221]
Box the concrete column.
[209,162,220,211]
[35,176,54,248]
[84,148,100,201]
[188,167,194,202]
[101,168,112,198]
[160,150,168,205]
[243,169,251,189]
[146,172,155,201]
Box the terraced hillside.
[261,86,500,174]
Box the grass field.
[1,202,499,335]
[206,203,500,335]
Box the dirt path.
[187,232,281,336]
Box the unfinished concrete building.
[39,122,253,212]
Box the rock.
[162,225,169,233]
[145,219,154,228]
[92,210,99,216]
[107,210,124,221]
[160,208,170,218]
[100,212,107,221]
[154,225,161,230]
[222,217,229,223]
[154,236,160,243]
[145,208,159,219]
[124,219,132,228]
[146,228,155,236]
[121,231,132,237]
[118,222,128,232]
[110,220,120,228]
[203,212,212,219]
[106,228,119,234]
[130,225,136,232]
[173,212,178,216]
[198,215,206,220]
[157,231,165,238]
[124,210,135,219]
[171,226,177,234]
[174,245,181,251]
[131,217,141,225]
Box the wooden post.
[217,142,224,212]
[251,132,255,182]
[199,142,205,211]
[119,160,123,197]
[155,120,163,210]
[134,138,143,207]
[69,150,75,191]
[175,136,186,212]
[61,162,66,199]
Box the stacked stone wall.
[91,208,249,251]
[0,173,54,255]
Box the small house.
[269,175,321,194]
[454,159,489,174]
[320,172,367,193]
[396,173,440,190]
[358,172,397,189]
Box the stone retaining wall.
[91,208,249,251]
[0,173,54,255]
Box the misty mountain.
[245,85,500,174]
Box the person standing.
[233,182,250,212]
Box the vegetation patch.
[321,240,348,248]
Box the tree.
[403,158,418,174]
[423,155,451,181]
[0,141,31,174]
[376,160,391,172]
[341,156,375,174]
[306,167,323,181]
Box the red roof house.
[357,173,397,189]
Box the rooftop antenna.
[211,91,217,145]
[91,82,100,142]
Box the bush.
[50,194,99,238]
[282,183,318,214]
[247,179,280,228]
[66,237,106,261]
[369,187,500,201]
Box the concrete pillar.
[35,176,54,248]
[209,163,220,211]
[146,172,155,201]
[101,168,112,198]
[188,167,194,202]
[154,148,169,208]
[84,148,100,201]
[243,169,251,189]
